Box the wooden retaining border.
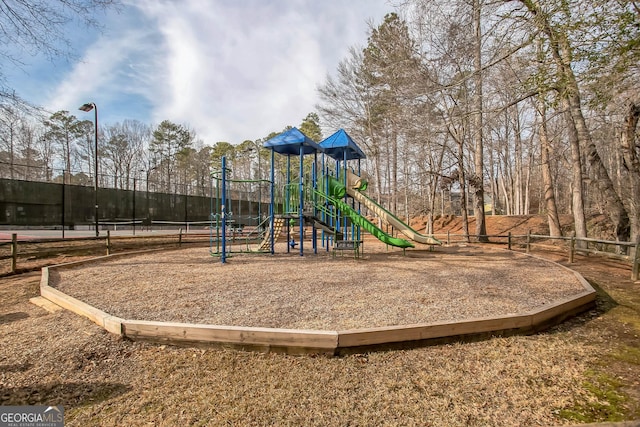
[40,249,597,356]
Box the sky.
[7,0,394,145]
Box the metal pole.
[286,155,291,214]
[145,170,150,228]
[209,173,214,253]
[79,102,99,236]
[61,174,65,239]
[312,154,317,254]
[299,144,304,256]
[342,152,348,237]
[270,149,275,254]
[184,184,188,232]
[216,172,221,254]
[257,144,262,215]
[93,105,99,237]
[221,156,227,264]
[133,177,136,236]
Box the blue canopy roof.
[318,129,366,161]
[263,127,323,156]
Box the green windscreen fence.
[0,179,266,228]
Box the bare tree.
[0,105,21,178]
[100,120,148,189]
[0,0,120,108]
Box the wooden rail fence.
[434,231,639,281]
[0,229,210,275]
[3,229,639,280]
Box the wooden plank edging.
[38,248,597,355]
[122,320,338,353]
[40,267,124,335]
[528,291,596,327]
[336,290,596,349]
[337,314,532,348]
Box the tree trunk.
[620,103,640,242]
[428,136,447,232]
[472,0,488,242]
[392,128,399,213]
[574,88,630,243]
[561,99,588,246]
[374,152,383,205]
[524,150,533,214]
[538,100,562,237]
[513,106,523,215]
[489,141,497,215]
[456,135,470,242]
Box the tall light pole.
[79,102,99,237]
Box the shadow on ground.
[0,381,131,407]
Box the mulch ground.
[50,244,588,330]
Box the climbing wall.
[258,217,285,251]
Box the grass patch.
[613,306,640,334]
[558,370,629,423]
[611,345,640,366]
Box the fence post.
[179,228,183,247]
[526,230,531,254]
[11,233,17,274]
[632,241,640,281]
[569,234,575,263]
[447,230,450,245]
[106,230,111,255]
[508,232,512,250]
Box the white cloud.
[44,0,393,143]
[43,24,161,118]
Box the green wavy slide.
[316,177,413,249]
[347,187,442,245]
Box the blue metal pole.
[216,173,221,254]
[322,154,328,251]
[209,173,213,254]
[357,159,362,242]
[335,158,341,237]
[343,150,349,239]
[299,144,304,256]
[312,155,317,254]
[270,148,275,255]
[221,156,227,264]
[286,155,291,214]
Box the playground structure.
[210,128,441,261]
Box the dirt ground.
[1,215,639,426]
